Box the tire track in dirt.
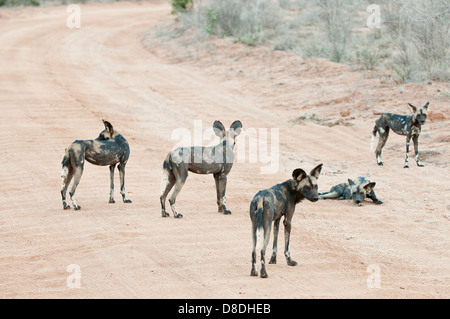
[0,1,448,298]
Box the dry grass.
[174,0,449,83]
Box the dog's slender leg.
[214,173,221,212]
[284,216,297,266]
[69,166,83,210]
[61,168,74,210]
[367,190,383,205]
[250,217,259,276]
[413,135,424,167]
[214,173,231,215]
[375,128,389,166]
[269,218,280,264]
[376,153,383,166]
[160,168,175,217]
[117,163,131,203]
[109,164,116,203]
[260,205,273,278]
[260,221,271,278]
[319,191,340,199]
[169,172,187,218]
[404,135,411,168]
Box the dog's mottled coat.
[319,176,382,205]
[371,102,429,168]
[160,120,242,218]
[250,164,322,278]
[61,120,131,210]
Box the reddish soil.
[0,1,448,298]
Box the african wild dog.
[61,120,132,210]
[371,102,429,168]
[160,120,242,218]
[319,177,382,206]
[250,164,322,278]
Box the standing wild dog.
[160,120,242,218]
[371,102,429,168]
[250,164,322,278]
[319,177,382,206]
[61,120,132,210]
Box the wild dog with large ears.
[371,102,429,168]
[319,176,383,206]
[160,120,243,218]
[61,120,131,210]
[250,164,322,278]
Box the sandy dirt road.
[0,1,448,298]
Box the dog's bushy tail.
[250,196,263,228]
[61,147,71,179]
[160,152,173,196]
[162,152,173,171]
[370,124,378,152]
[250,196,264,249]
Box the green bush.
[172,0,193,14]
[0,0,40,6]
[355,48,379,70]
[185,0,284,45]
[205,8,217,35]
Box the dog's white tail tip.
[255,227,264,251]
[370,135,375,151]
[160,168,170,196]
[61,167,69,179]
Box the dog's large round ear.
[423,102,429,110]
[230,120,242,137]
[213,120,226,138]
[310,164,323,179]
[292,168,307,182]
[102,119,114,135]
[348,178,355,186]
[408,103,417,113]
[363,182,376,193]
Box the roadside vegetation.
[0,0,40,6]
[0,0,122,7]
[172,0,449,83]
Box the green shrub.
[172,0,193,14]
[391,40,413,84]
[1,0,39,6]
[355,48,379,70]
[205,8,217,35]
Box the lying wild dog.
[250,164,322,278]
[319,177,382,206]
[371,102,429,168]
[160,120,242,218]
[61,120,131,210]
